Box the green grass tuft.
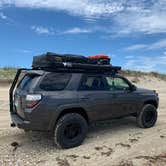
[120,70,166,81]
[0,67,17,80]
[0,67,166,84]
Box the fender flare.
[48,104,88,131]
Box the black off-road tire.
[136,104,157,128]
[54,113,88,149]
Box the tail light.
[25,94,42,109]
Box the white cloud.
[16,49,32,53]
[31,26,93,35]
[125,39,166,51]
[125,44,147,51]
[62,27,92,34]
[31,25,54,35]
[125,55,134,59]
[114,0,166,35]
[0,0,124,17]
[1,0,166,35]
[148,39,166,50]
[116,13,166,35]
[0,12,7,19]
[124,53,166,73]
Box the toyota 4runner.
[9,53,159,148]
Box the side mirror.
[131,84,136,91]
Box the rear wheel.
[136,104,157,128]
[54,113,88,149]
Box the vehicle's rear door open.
[9,68,28,114]
[9,69,42,118]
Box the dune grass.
[0,67,17,84]
[0,67,166,83]
[120,70,166,81]
[0,67,17,79]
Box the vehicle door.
[78,74,114,121]
[104,75,139,117]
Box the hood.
[136,88,155,95]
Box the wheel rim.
[144,110,155,123]
[64,123,81,140]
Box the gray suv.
[10,69,159,148]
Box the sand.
[0,75,166,166]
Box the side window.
[40,73,71,91]
[79,75,105,90]
[105,76,114,90]
[105,76,130,91]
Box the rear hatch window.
[40,73,71,91]
[18,75,32,90]
[17,74,37,91]
[14,74,39,118]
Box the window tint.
[18,75,34,91]
[79,75,105,90]
[40,73,71,91]
[105,76,130,90]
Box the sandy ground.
[0,75,166,166]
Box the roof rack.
[33,62,121,74]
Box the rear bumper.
[10,113,31,130]
[10,112,51,131]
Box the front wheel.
[54,113,88,149]
[136,104,158,128]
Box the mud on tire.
[54,113,88,149]
[136,104,157,128]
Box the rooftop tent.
[32,52,88,68]
[32,52,121,74]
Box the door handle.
[80,97,89,100]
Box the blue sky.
[0,0,166,73]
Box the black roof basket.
[32,52,121,74]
